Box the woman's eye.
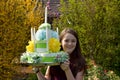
[72,40,76,43]
[65,40,69,42]
[64,39,76,43]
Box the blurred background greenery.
[0,0,120,80]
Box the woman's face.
[61,33,77,54]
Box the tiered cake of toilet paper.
[20,23,68,65]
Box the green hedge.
[53,0,120,76]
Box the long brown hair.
[60,28,86,76]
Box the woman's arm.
[45,66,51,80]
[75,70,84,80]
[36,71,46,80]
[60,60,75,80]
[65,69,84,80]
[60,61,84,80]
[34,66,51,80]
[33,67,46,80]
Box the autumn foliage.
[0,0,44,79]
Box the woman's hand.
[32,67,41,73]
[60,59,70,71]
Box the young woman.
[34,28,86,80]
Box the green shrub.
[53,0,120,76]
[84,60,120,80]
